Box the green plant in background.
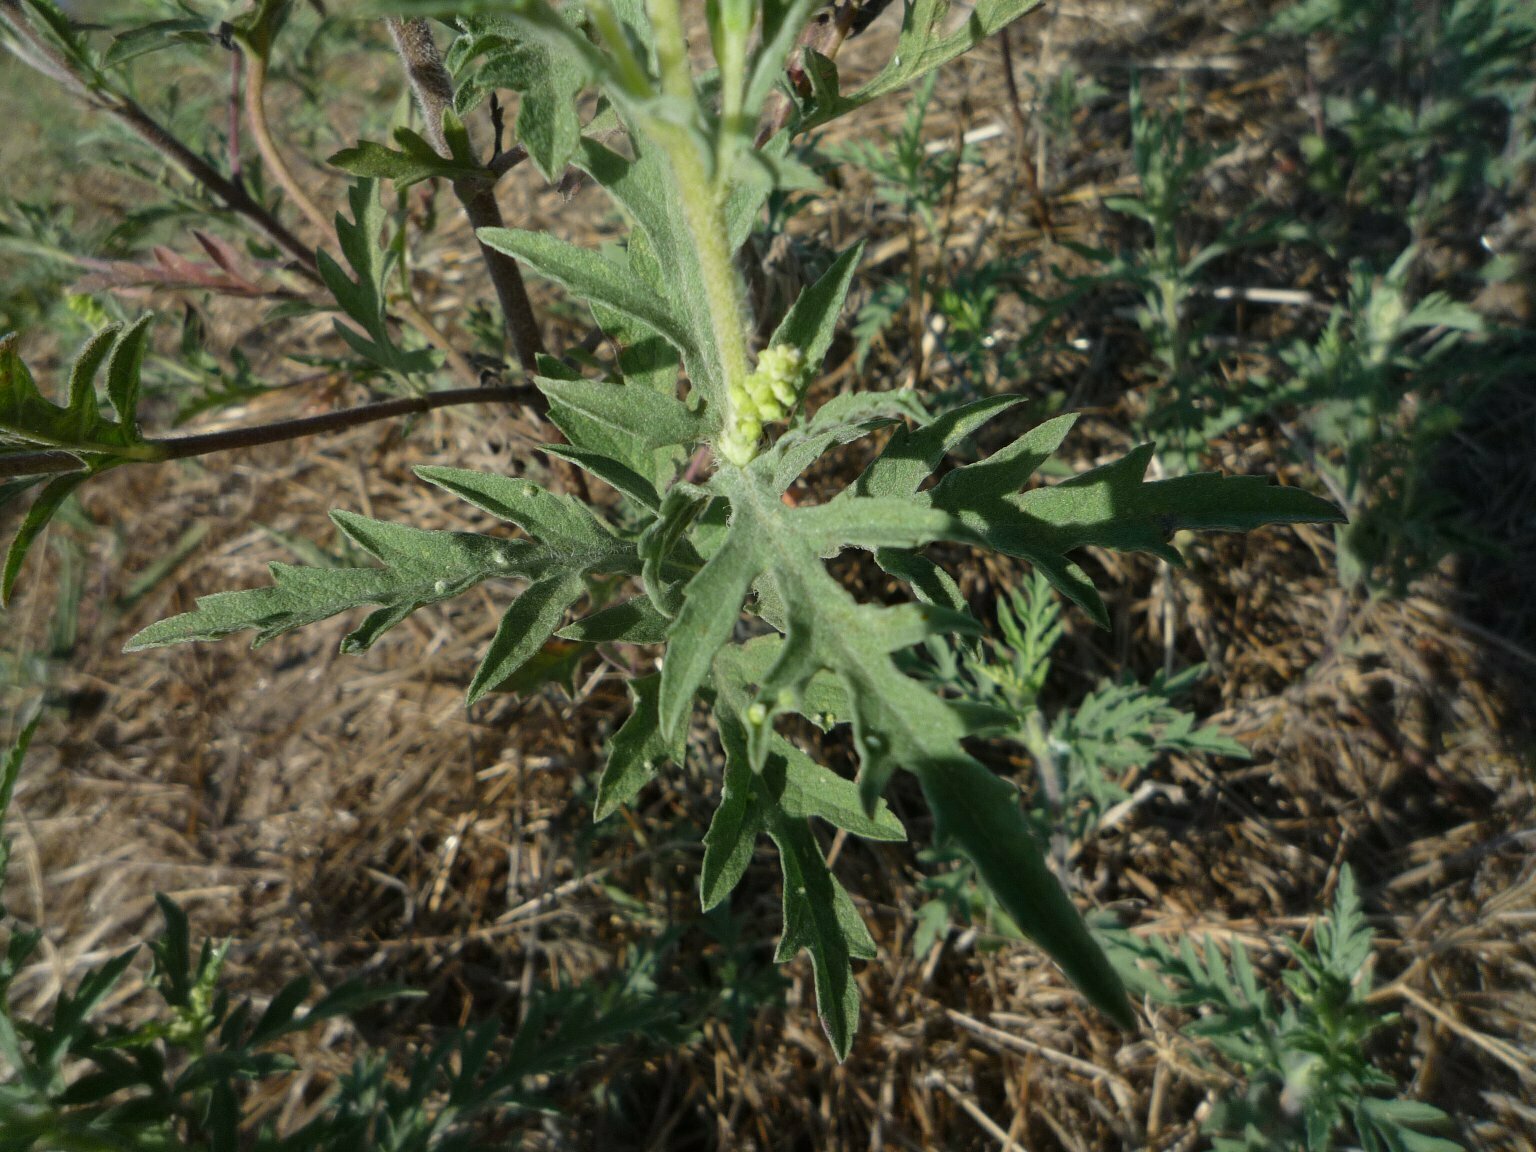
[831,73,962,248]
[838,71,955,361]
[834,71,1033,396]
[1104,869,1463,1151]
[909,571,1247,952]
[960,571,1247,843]
[1259,248,1483,591]
[1046,64,1505,594]
[0,716,676,1150]
[925,255,1033,397]
[0,198,118,339]
[1079,83,1300,471]
[1271,0,1536,240]
[1037,64,1108,168]
[832,71,1029,397]
[0,0,1346,1061]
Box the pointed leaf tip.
[919,756,1136,1029]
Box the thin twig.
[3,8,522,388]
[998,28,1055,240]
[924,1072,1031,1152]
[945,1007,1138,1112]
[1386,983,1536,1086]
[0,384,539,480]
[385,18,544,370]
[0,2,319,280]
[488,142,529,179]
[242,46,331,239]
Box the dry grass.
[2,1,1533,1149]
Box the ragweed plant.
[907,571,1248,953]
[0,1,1342,1059]
[0,718,676,1150]
[1271,0,1536,240]
[833,71,1030,393]
[1044,83,1301,470]
[922,570,1248,845]
[1258,248,1484,591]
[1104,869,1463,1151]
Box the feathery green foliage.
[0,718,673,1150]
[908,572,1249,954]
[1261,248,1485,590]
[1104,870,1464,1151]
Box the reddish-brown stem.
[228,35,243,180]
[0,384,538,481]
[754,0,896,147]
[243,46,331,239]
[0,1,320,281]
[385,18,545,370]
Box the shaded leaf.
[467,572,586,704]
[328,129,488,188]
[658,525,762,740]
[2,471,88,606]
[802,0,1047,129]
[318,181,439,377]
[595,674,680,819]
[559,596,670,644]
[918,754,1134,1027]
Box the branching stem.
[385,18,545,371]
[0,1,320,280]
[0,384,537,481]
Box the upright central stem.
[647,0,697,107]
[672,142,753,402]
[646,0,752,427]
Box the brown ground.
[2,2,1533,1150]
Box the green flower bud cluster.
[718,344,806,466]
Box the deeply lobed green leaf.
[318,181,439,378]
[127,474,637,702]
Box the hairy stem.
[0,385,539,481]
[385,18,545,370]
[675,139,753,408]
[641,0,753,460]
[647,0,697,108]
